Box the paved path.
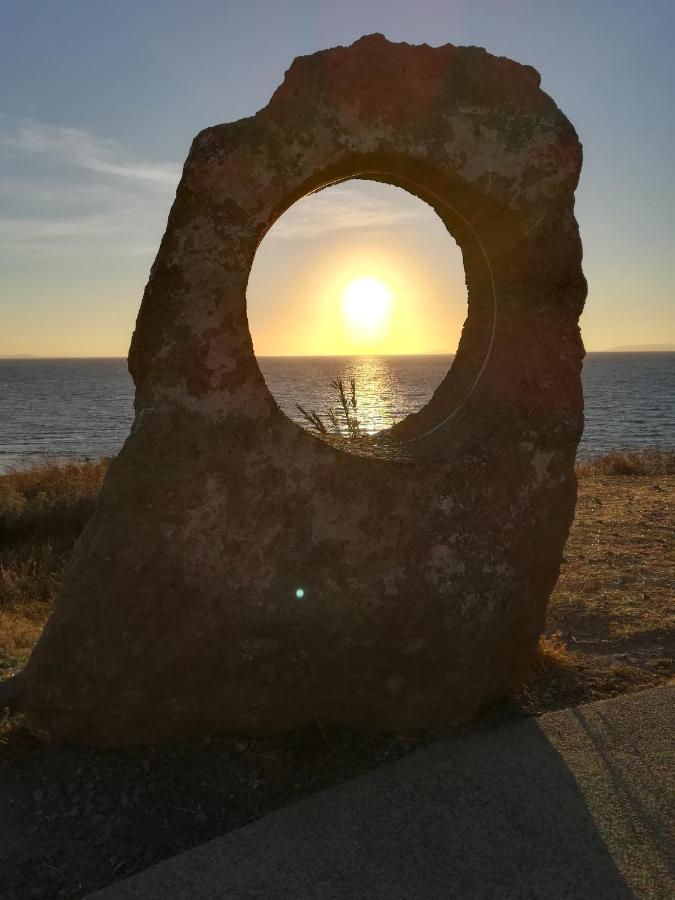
[94,685,674,899]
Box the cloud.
[1,119,180,187]
[271,182,427,239]
[0,118,178,257]
[0,120,427,257]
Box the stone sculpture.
[23,34,586,746]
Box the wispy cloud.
[271,182,426,239]
[0,120,424,258]
[1,119,180,187]
[0,117,178,257]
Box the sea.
[0,353,673,474]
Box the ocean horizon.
[1,352,673,474]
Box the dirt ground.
[522,474,673,713]
[0,473,673,899]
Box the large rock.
[23,34,586,746]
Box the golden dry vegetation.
[0,460,108,669]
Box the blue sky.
[1,0,673,354]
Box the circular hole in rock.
[247,180,468,437]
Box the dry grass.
[0,460,107,674]
[575,447,675,476]
[0,452,672,717]
[0,459,107,543]
[515,634,585,715]
[0,542,65,657]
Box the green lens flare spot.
[295,588,305,599]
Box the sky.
[1,0,673,356]
[248,181,469,355]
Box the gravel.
[0,718,433,899]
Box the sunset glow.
[247,180,469,357]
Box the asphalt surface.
[93,684,674,899]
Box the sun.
[341,276,393,337]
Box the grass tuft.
[536,633,578,670]
[514,634,584,714]
[297,376,361,437]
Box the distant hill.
[604,343,675,352]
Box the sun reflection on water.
[259,355,454,435]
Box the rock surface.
[23,34,586,746]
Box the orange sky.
[247,181,468,356]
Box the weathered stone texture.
[23,34,586,746]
